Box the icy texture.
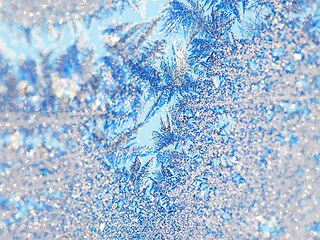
[0,0,145,29]
[0,0,320,239]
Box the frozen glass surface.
[0,0,320,239]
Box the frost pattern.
[0,0,320,239]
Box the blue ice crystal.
[0,0,319,239]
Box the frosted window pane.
[0,0,319,238]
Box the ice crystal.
[0,0,319,239]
